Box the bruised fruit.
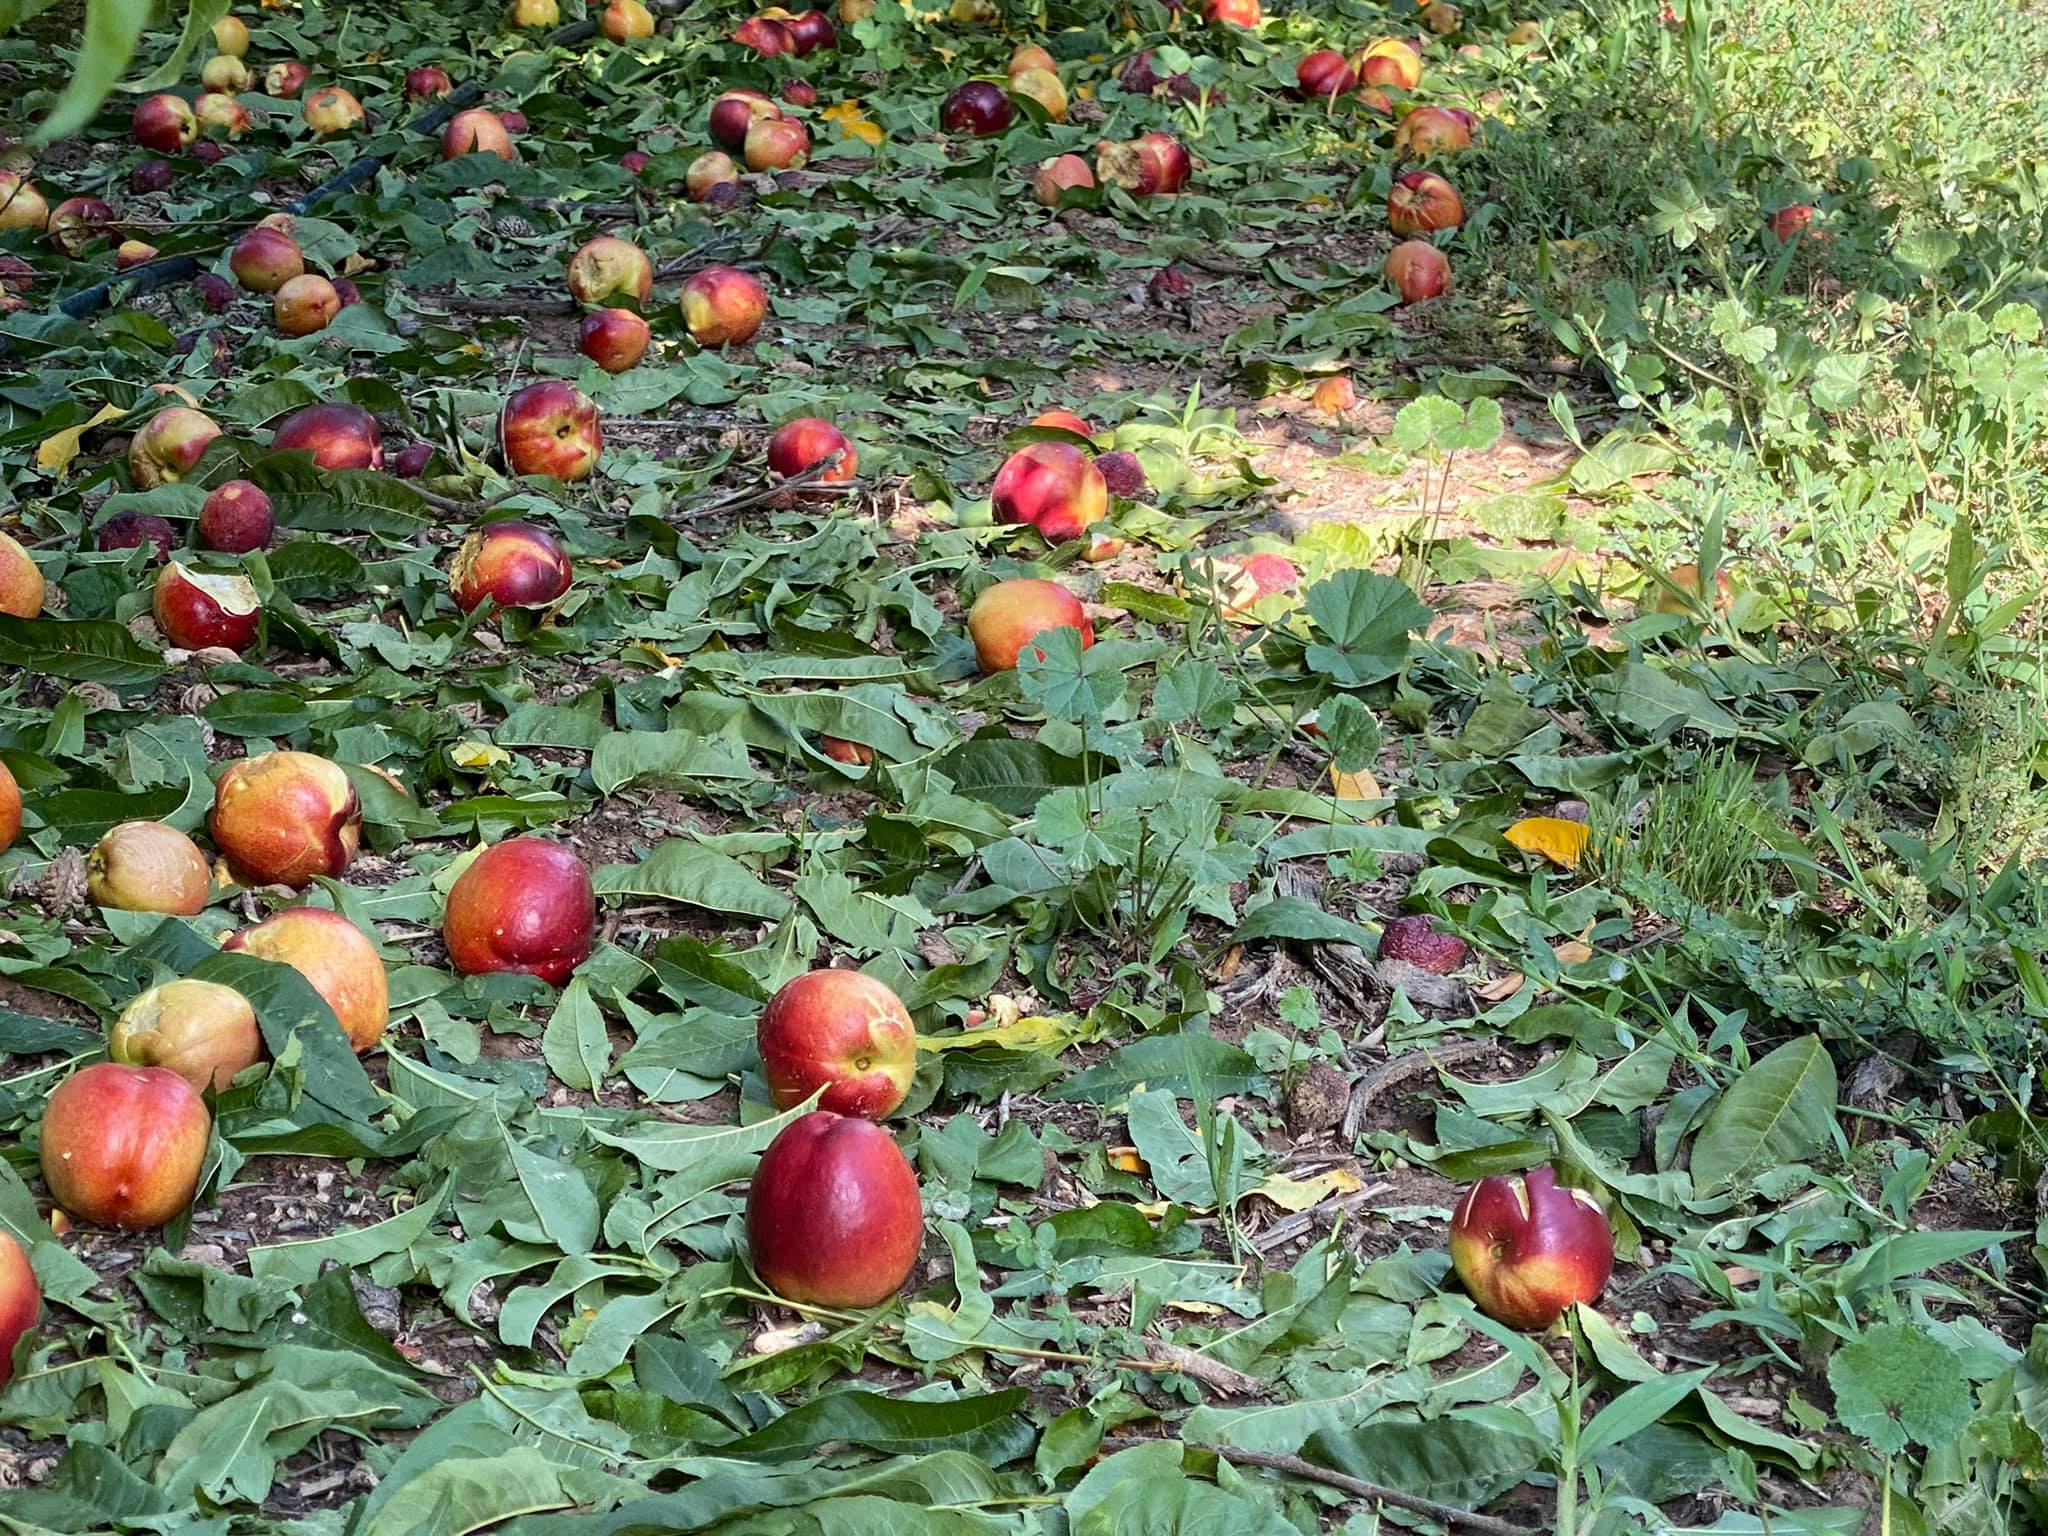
[442,837,596,985]
[303,86,366,135]
[1377,913,1468,973]
[1385,238,1451,302]
[747,1111,924,1307]
[1354,37,1423,89]
[448,521,574,612]
[129,407,220,488]
[680,265,768,347]
[40,1064,210,1229]
[968,578,1092,672]
[500,382,602,481]
[1033,153,1094,205]
[133,94,198,153]
[0,532,43,618]
[733,15,795,53]
[1388,169,1465,235]
[1010,67,1067,121]
[96,510,178,558]
[1394,105,1473,157]
[265,61,311,98]
[567,235,654,308]
[686,151,741,201]
[406,65,454,100]
[709,89,779,152]
[152,562,254,651]
[758,969,917,1119]
[744,116,811,171]
[992,440,1107,543]
[1095,450,1148,499]
[109,979,262,1091]
[223,906,387,1050]
[1094,131,1191,195]
[198,479,275,553]
[1449,1164,1615,1330]
[87,821,211,915]
[580,307,651,372]
[47,197,115,258]
[210,749,361,888]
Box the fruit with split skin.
[767,417,857,484]
[223,906,388,1051]
[758,969,918,1119]
[1388,168,1465,235]
[442,110,517,161]
[732,15,794,53]
[195,93,252,138]
[272,401,383,470]
[87,821,212,915]
[442,838,596,985]
[154,562,261,652]
[209,749,361,889]
[1385,238,1451,301]
[746,1111,925,1307]
[47,196,115,257]
[710,89,779,152]
[687,151,741,201]
[992,440,1107,543]
[448,521,575,612]
[0,1231,39,1387]
[109,979,262,1092]
[580,307,651,372]
[1094,131,1191,195]
[265,61,311,98]
[500,381,603,481]
[1354,37,1423,89]
[202,53,251,93]
[129,406,220,488]
[0,532,44,618]
[680,265,768,347]
[567,235,654,308]
[1449,1163,1615,1329]
[199,480,275,553]
[40,1064,210,1229]
[968,577,1093,672]
[133,95,198,153]
[406,65,454,100]
[1033,153,1095,205]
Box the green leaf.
[724,1389,1033,1464]
[28,0,151,144]
[594,841,791,920]
[501,1125,601,1255]
[0,615,164,688]
[248,1180,450,1288]
[1827,1323,1974,1455]
[542,978,611,1094]
[1126,1089,1215,1207]
[1303,571,1433,687]
[125,0,228,92]
[1050,1034,1259,1104]
[1690,1036,1837,1193]
[1233,896,1378,949]
[359,1447,573,1536]
[1579,1367,1717,1456]
[1306,1409,1547,1507]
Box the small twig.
[1616,922,1682,955]
[1099,1437,1539,1536]
[1341,1039,1494,1142]
[1248,1184,1389,1254]
[410,486,528,517]
[674,452,855,522]
[1143,1340,1261,1397]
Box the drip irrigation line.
[55,17,603,321]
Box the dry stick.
[674,452,855,522]
[1099,1437,1540,1536]
[1340,1038,1495,1143]
[1248,1183,1390,1255]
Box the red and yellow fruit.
[442,838,596,985]
[1385,239,1450,302]
[602,0,656,40]
[230,225,304,292]
[757,969,917,1119]
[40,1064,210,1229]
[0,1231,38,1387]
[47,197,116,258]
[1296,50,1358,98]
[0,760,20,853]
[132,95,198,154]
[87,821,212,915]
[1394,105,1473,157]
[1448,1164,1615,1330]
[567,235,654,308]
[992,440,1107,543]
[1388,169,1465,235]
[1203,0,1260,23]
[968,578,1093,672]
[0,532,43,618]
[746,1111,924,1306]
[580,307,651,372]
[210,750,361,889]
[303,86,365,135]
[406,65,454,100]
[500,382,603,482]
[766,417,857,484]
[448,521,575,612]
[442,110,517,161]
[198,479,275,553]
[820,735,875,765]
[1353,38,1422,90]
[272,401,382,470]
[273,272,341,336]
[1033,154,1094,206]
[223,906,387,1051]
[745,116,811,171]
[680,265,768,348]
[1094,132,1192,196]
[709,90,779,152]
[109,979,262,1092]
[265,61,311,98]
[686,151,741,202]
[129,406,220,489]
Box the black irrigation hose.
[56,17,603,320]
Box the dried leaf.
[1248,1167,1363,1212]
[37,403,125,473]
[1504,815,1591,868]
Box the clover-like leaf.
[1827,1323,1974,1455]
[1304,571,1434,687]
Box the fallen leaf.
[37,403,125,473]
[1473,972,1526,1002]
[1330,763,1382,801]
[1107,1145,1148,1175]
[822,99,885,146]
[449,740,511,770]
[753,1321,827,1355]
[918,1012,1084,1054]
[1552,939,1594,964]
[1505,815,1590,868]
[1248,1167,1363,1212]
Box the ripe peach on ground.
[40,1063,210,1229]
[212,14,250,54]
[154,563,261,652]
[745,116,811,171]
[1388,169,1465,235]
[1394,105,1473,157]
[941,80,1014,136]
[1507,19,1542,43]
[46,197,115,258]
[265,61,311,98]
[1030,409,1094,438]
[1768,204,1817,242]
[733,15,794,52]
[201,53,252,93]
[273,273,341,336]
[968,578,1093,672]
[210,750,361,889]
[781,79,818,107]
[500,381,603,481]
[1095,131,1192,195]
[746,1110,923,1306]
[1204,0,1260,22]
[1010,67,1067,121]
[567,235,654,308]
[448,521,574,612]
[303,86,365,135]
[767,417,857,483]
[0,759,20,852]
[133,94,198,153]
[680,265,768,347]
[87,821,211,915]
[442,838,596,984]
[116,239,160,269]
[1313,375,1358,414]
[687,151,741,201]
[580,307,651,372]
[230,225,304,292]
[1009,43,1054,75]
[1354,38,1423,89]
[95,510,177,557]
[758,969,916,1118]
[1386,239,1451,302]
[1033,154,1094,206]
[442,109,517,161]
[223,906,387,1050]
[406,65,454,100]
[820,735,875,765]
[709,89,779,152]
[992,440,1107,543]
[110,979,262,1092]
[272,401,382,470]
[129,406,220,488]
[0,1231,38,1386]
[194,93,252,138]
[1449,1164,1615,1330]
[1297,50,1357,98]
[602,0,655,40]
[199,479,275,553]
[0,532,44,618]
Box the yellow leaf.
[1107,1145,1148,1175]
[449,740,510,770]
[1249,1167,1363,1213]
[918,1013,1085,1054]
[36,403,124,473]
[821,98,885,146]
[1329,764,1382,801]
[1132,1199,1174,1221]
[1552,939,1595,965]
[1504,815,1590,869]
